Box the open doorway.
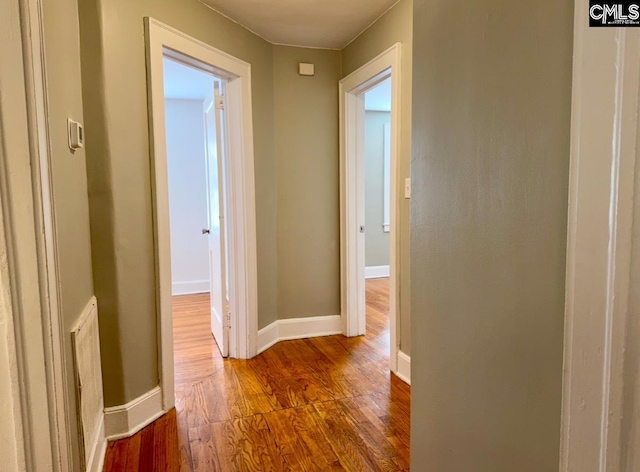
[162,57,230,396]
[146,18,259,411]
[339,43,404,378]
[363,78,392,356]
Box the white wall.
[165,99,210,295]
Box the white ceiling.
[365,78,391,112]
[199,0,400,49]
[163,57,220,100]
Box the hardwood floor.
[103,278,409,471]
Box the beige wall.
[42,0,96,468]
[365,111,391,267]
[342,0,413,354]
[410,0,573,469]
[274,46,342,320]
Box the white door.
[203,81,230,357]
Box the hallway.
[103,278,410,471]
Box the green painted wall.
[410,0,573,468]
[274,46,343,320]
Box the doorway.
[363,78,393,358]
[339,43,403,376]
[163,56,231,374]
[146,18,259,411]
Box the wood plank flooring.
[103,278,410,471]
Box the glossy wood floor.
[103,278,410,471]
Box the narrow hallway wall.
[410,0,573,469]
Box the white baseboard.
[257,315,342,354]
[172,279,210,296]
[104,386,164,441]
[365,265,390,279]
[395,351,411,385]
[85,414,106,472]
[257,321,280,353]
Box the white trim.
[560,4,640,470]
[339,43,402,374]
[395,351,410,385]
[104,387,164,441]
[145,18,259,412]
[365,265,390,279]
[172,280,210,296]
[278,315,342,341]
[85,415,106,472]
[257,316,342,354]
[256,321,281,354]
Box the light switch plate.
[68,118,84,152]
[404,178,411,199]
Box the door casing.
[339,43,403,375]
[145,17,259,412]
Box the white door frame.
[145,18,259,411]
[1,0,73,470]
[339,43,402,373]
[560,2,640,470]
